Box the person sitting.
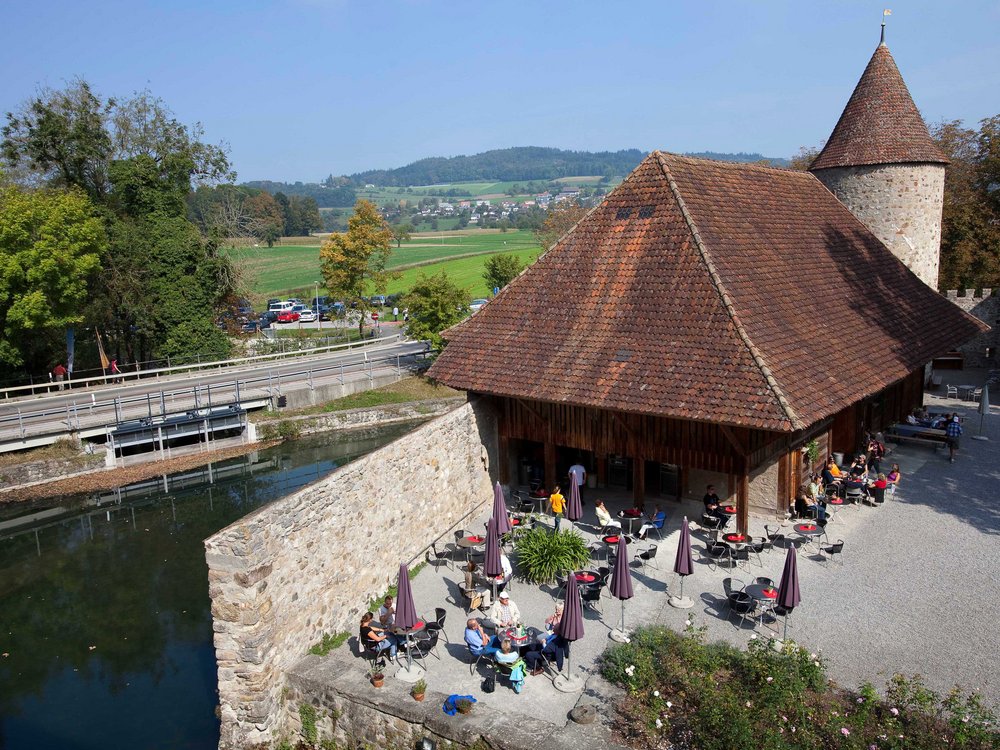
[463,560,491,610]
[377,595,395,628]
[807,474,825,502]
[702,484,726,519]
[849,454,868,479]
[498,551,513,584]
[821,462,841,496]
[873,473,888,491]
[494,638,520,665]
[487,591,521,629]
[826,457,843,478]
[464,618,500,657]
[794,488,825,520]
[637,504,666,540]
[594,499,621,531]
[886,463,901,496]
[494,639,528,692]
[360,611,399,658]
[542,602,564,639]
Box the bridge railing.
[0,333,407,401]
[0,344,429,445]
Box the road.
[0,337,428,452]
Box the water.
[0,424,419,750]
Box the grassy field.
[228,229,541,300]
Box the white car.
[298,309,317,323]
[469,298,488,313]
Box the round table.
[743,584,780,628]
[499,626,536,655]
[619,509,643,534]
[573,570,600,586]
[602,533,630,546]
[794,523,823,536]
[719,505,738,516]
[722,532,749,544]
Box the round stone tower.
[810,40,948,290]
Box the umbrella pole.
[621,599,626,635]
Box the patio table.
[743,584,779,628]
[499,626,537,655]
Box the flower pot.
[412,692,425,702]
[371,675,385,688]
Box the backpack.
[482,674,496,693]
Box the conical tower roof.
[810,43,947,171]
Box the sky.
[2,1,998,183]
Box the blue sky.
[3,1,997,182]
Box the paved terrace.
[293,388,999,743]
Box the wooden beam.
[544,440,557,493]
[633,455,645,510]
[737,460,750,534]
[720,424,749,457]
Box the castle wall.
[204,399,497,749]
[814,163,944,289]
[945,289,1000,369]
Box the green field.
[228,229,540,300]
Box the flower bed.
[600,623,998,750]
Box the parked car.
[469,298,488,312]
[298,309,317,323]
[277,309,300,323]
[269,300,295,314]
[370,295,387,307]
[241,320,262,334]
[259,310,278,325]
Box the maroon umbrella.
[566,474,583,522]
[483,518,503,600]
[492,481,512,535]
[672,516,694,603]
[609,537,633,638]
[394,563,419,674]
[555,572,585,689]
[776,546,801,641]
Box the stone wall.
[204,399,497,749]
[0,451,106,490]
[814,163,944,289]
[945,289,1000,369]
[748,455,781,517]
[259,397,465,438]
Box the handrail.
[0,333,406,401]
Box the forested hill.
[349,147,788,186]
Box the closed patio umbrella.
[608,537,634,641]
[566,474,583,523]
[492,481,513,535]
[483,518,503,602]
[973,383,990,441]
[554,574,585,692]
[669,516,695,609]
[393,563,423,682]
[775,546,801,644]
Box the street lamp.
[314,281,321,331]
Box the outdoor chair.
[764,524,784,552]
[700,513,724,539]
[406,628,441,665]
[362,639,390,672]
[745,537,767,567]
[634,544,659,571]
[946,385,958,398]
[871,486,886,506]
[755,576,774,588]
[726,591,758,630]
[822,539,845,565]
[722,577,747,597]
[581,583,604,612]
[597,566,611,588]
[424,607,450,644]
[704,540,733,571]
[428,541,457,573]
[844,486,864,509]
[466,645,487,676]
[514,493,535,515]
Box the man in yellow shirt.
[549,486,565,532]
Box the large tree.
[319,199,394,336]
[402,271,471,350]
[244,192,284,247]
[0,185,105,370]
[482,252,525,292]
[534,202,588,251]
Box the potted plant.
[369,662,385,688]
[455,698,473,715]
[411,678,427,702]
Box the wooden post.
[498,435,510,485]
[633,455,645,510]
[595,452,607,489]
[544,440,557,492]
[737,464,750,534]
[777,452,789,519]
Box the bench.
[885,433,945,450]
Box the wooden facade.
[485,367,924,531]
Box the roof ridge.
[662,151,810,177]
[654,151,804,431]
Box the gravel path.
[655,394,1000,709]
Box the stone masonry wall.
[815,163,944,289]
[0,452,105,490]
[748,455,781,518]
[204,399,497,749]
[945,289,1000,369]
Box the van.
[268,300,295,314]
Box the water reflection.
[0,423,419,750]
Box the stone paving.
[333,383,999,735]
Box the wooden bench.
[885,433,945,450]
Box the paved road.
[0,338,428,450]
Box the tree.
[402,271,471,349]
[932,116,1000,290]
[391,223,413,248]
[0,185,105,370]
[534,202,588,250]
[319,199,394,336]
[788,144,821,171]
[483,252,524,292]
[244,192,284,246]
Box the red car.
[277,309,300,323]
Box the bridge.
[0,335,429,455]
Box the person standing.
[393,306,399,321]
[548,485,565,532]
[946,414,963,464]
[51,363,68,390]
[567,461,587,505]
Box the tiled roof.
[428,153,986,432]
[811,44,948,171]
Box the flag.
[96,329,110,371]
[883,9,892,15]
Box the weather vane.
[881,8,891,44]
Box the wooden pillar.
[737,465,750,535]
[498,435,510,485]
[595,453,607,489]
[633,455,645,510]
[544,440,557,492]
[777,451,789,519]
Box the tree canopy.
[482,252,525,292]
[402,271,471,349]
[534,202,589,251]
[319,199,394,336]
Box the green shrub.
[514,527,590,584]
[600,624,999,750]
[258,420,301,442]
[299,702,318,745]
[308,631,349,656]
